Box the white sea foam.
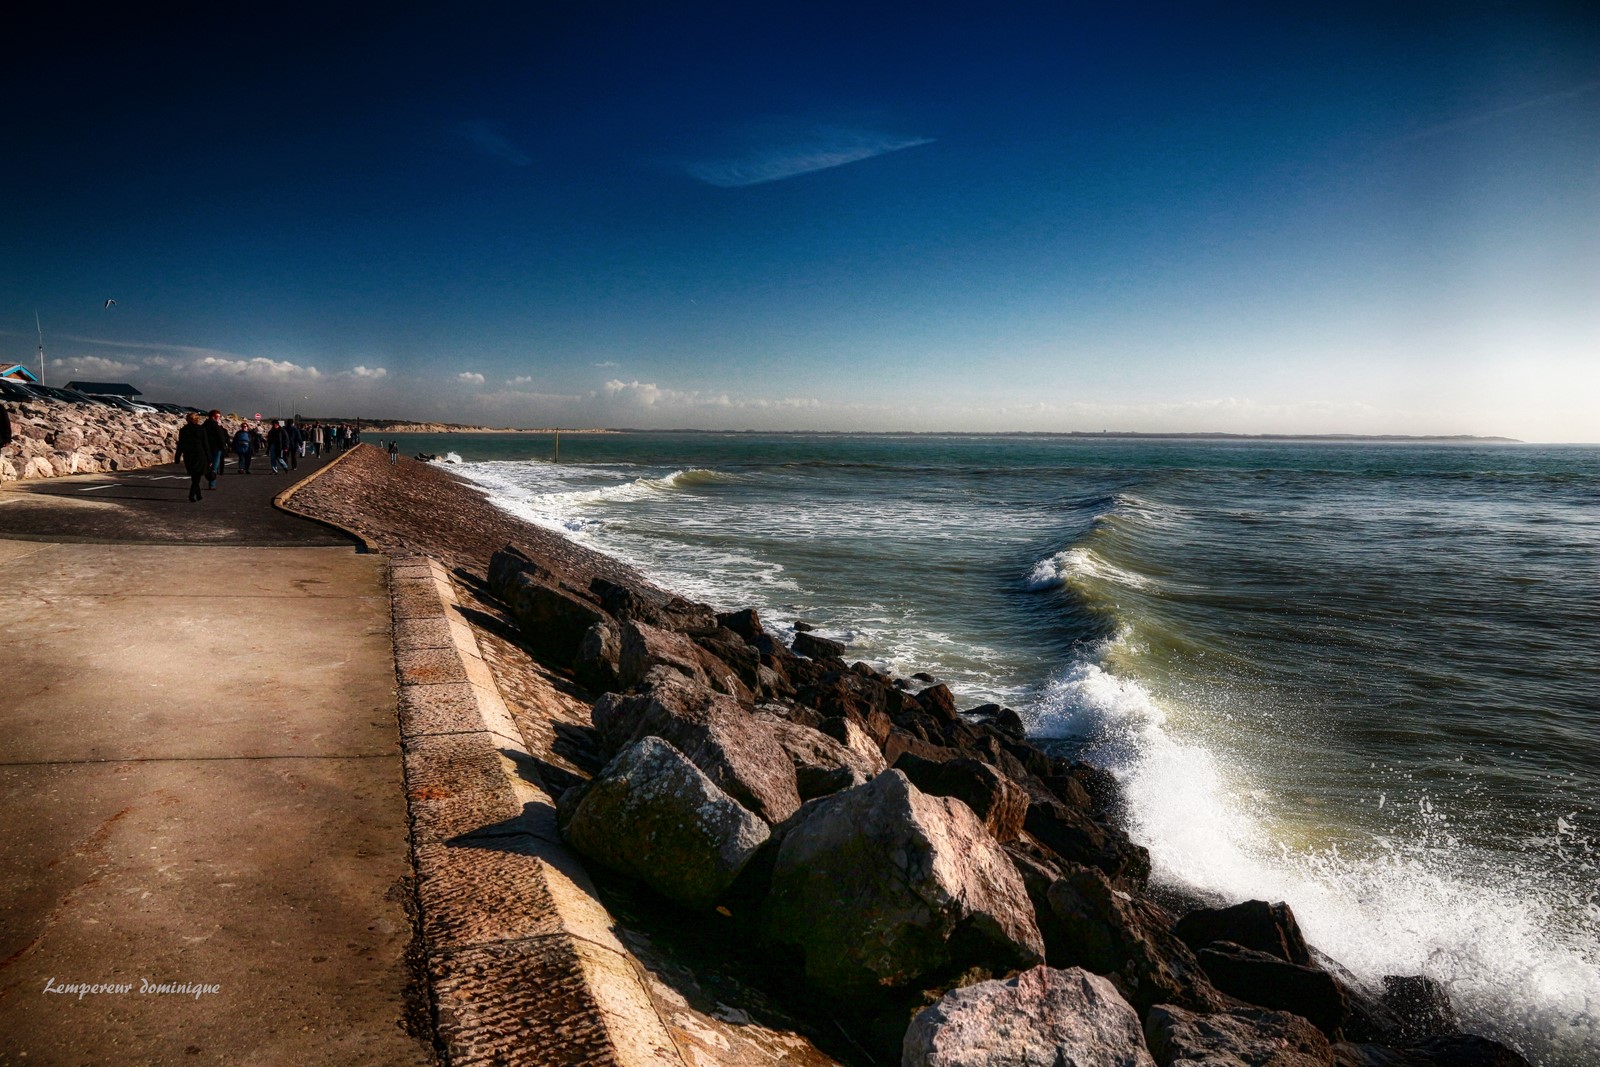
[448,462,729,535]
[1111,491,1187,530]
[1032,650,1600,1064]
[1026,546,1153,592]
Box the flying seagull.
[104,298,116,309]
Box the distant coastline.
[368,424,1519,442]
[363,422,615,434]
[603,429,1524,443]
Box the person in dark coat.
[0,402,12,449]
[232,424,254,473]
[202,410,230,489]
[284,420,302,470]
[265,420,287,473]
[174,413,210,502]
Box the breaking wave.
[1031,642,1600,1064]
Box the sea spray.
[1032,639,1600,1062]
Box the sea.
[391,430,1598,1064]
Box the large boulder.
[1046,865,1222,1014]
[904,965,1155,1067]
[967,703,1027,741]
[562,736,769,909]
[797,670,904,744]
[756,710,886,800]
[1174,900,1314,966]
[575,618,622,689]
[589,670,801,824]
[618,618,710,687]
[619,619,753,700]
[695,627,763,690]
[589,576,718,634]
[792,630,847,661]
[1144,1003,1334,1066]
[884,728,959,768]
[914,683,960,723]
[893,753,1029,843]
[1054,760,1127,820]
[760,770,1044,1001]
[1378,977,1458,1041]
[819,715,889,770]
[1196,942,1348,1036]
[717,607,764,642]
[488,548,609,663]
[1026,797,1151,886]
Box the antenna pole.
[35,311,45,384]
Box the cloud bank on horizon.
[28,331,1567,440]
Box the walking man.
[266,420,287,473]
[202,409,230,489]
[175,413,210,502]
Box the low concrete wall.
[0,399,184,483]
[390,556,686,1067]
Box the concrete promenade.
[0,457,433,1064]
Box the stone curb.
[390,555,687,1067]
[274,445,375,549]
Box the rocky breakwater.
[488,542,1533,1067]
[0,398,182,483]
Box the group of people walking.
[173,413,364,502]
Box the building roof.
[64,380,142,396]
[2,364,40,383]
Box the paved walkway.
[0,460,433,1064]
[0,451,351,545]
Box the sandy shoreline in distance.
[371,425,616,434]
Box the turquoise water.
[396,431,1599,1063]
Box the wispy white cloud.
[686,126,934,187]
[460,119,532,167]
[1399,78,1600,143]
[60,334,258,362]
[344,365,387,379]
[592,360,619,368]
[457,371,486,385]
[507,375,536,385]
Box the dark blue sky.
[4,3,1596,437]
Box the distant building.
[65,380,142,397]
[2,364,40,383]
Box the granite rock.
[904,965,1155,1067]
